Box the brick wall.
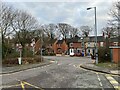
[73,43,81,48]
[112,48,120,63]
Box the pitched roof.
[66,36,81,43]
[88,36,104,42]
[48,38,57,44]
[110,37,119,42]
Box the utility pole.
[40,32,42,61]
[87,7,98,64]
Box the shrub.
[2,58,19,65]
[35,56,43,62]
[42,50,48,56]
[3,56,43,65]
[6,50,19,58]
[98,47,111,63]
[22,58,34,64]
[49,52,55,56]
[2,43,15,59]
[23,48,33,57]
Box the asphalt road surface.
[1,56,119,90]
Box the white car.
[69,49,74,56]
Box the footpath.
[80,61,120,76]
[1,59,52,74]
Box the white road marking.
[98,77,101,81]
[96,73,103,89]
[100,82,103,87]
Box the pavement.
[80,61,120,76]
[1,57,120,76]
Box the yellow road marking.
[110,81,119,84]
[2,84,21,88]
[114,86,120,90]
[20,81,25,90]
[17,79,44,90]
[2,79,44,90]
[23,81,40,89]
[107,76,115,80]
[105,74,120,90]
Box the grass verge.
[95,62,120,70]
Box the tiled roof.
[66,36,81,43]
[110,37,119,42]
[88,36,104,42]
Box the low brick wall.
[110,46,120,64]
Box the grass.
[95,62,120,70]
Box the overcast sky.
[2,0,118,36]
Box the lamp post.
[41,32,42,61]
[87,7,98,64]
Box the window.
[87,42,90,47]
[82,42,84,47]
[58,44,61,47]
[70,43,73,47]
[114,42,118,46]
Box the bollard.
[18,57,22,65]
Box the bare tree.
[70,27,79,38]
[80,26,92,37]
[102,27,117,38]
[42,24,57,39]
[11,10,39,57]
[57,23,71,40]
[109,1,120,25]
[0,3,17,58]
[108,1,120,37]
[0,3,15,39]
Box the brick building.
[53,39,68,54]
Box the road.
[1,56,119,89]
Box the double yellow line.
[18,79,44,90]
[105,74,120,90]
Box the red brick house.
[53,39,68,55]
[45,39,57,55]
[67,36,82,56]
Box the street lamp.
[87,7,98,64]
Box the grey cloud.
[6,1,115,35]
